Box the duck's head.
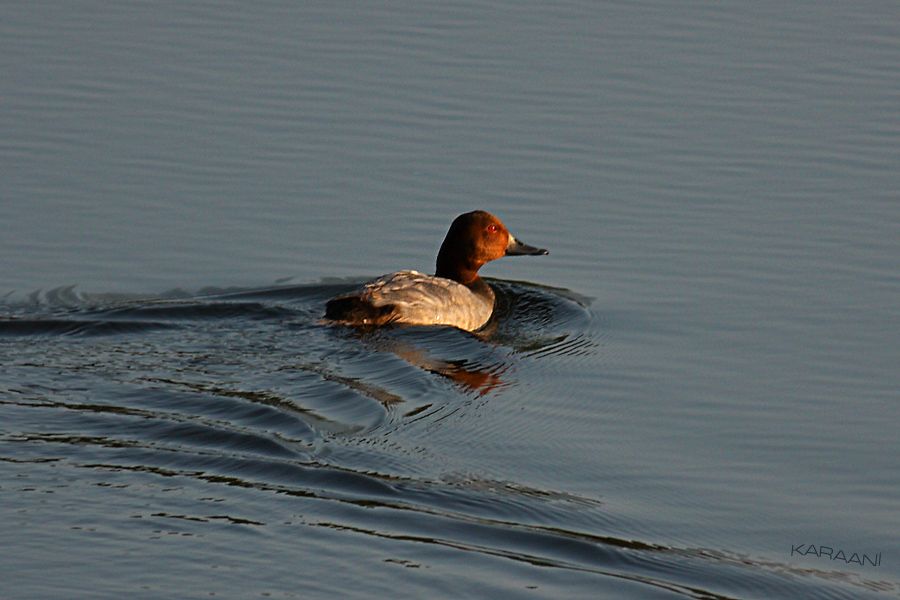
[435,210,548,284]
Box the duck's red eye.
[487,224,499,233]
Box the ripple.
[0,318,177,337]
[2,278,883,600]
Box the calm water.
[2,2,899,598]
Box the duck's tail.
[324,296,398,326]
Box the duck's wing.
[339,271,493,330]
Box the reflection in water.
[344,327,509,396]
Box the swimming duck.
[324,210,548,331]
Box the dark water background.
[2,2,899,598]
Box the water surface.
[2,1,899,598]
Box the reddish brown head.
[435,210,548,285]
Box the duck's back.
[325,270,494,331]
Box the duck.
[324,210,548,331]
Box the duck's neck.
[436,253,482,287]
[436,252,494,303]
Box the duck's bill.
[506,235,549,256]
